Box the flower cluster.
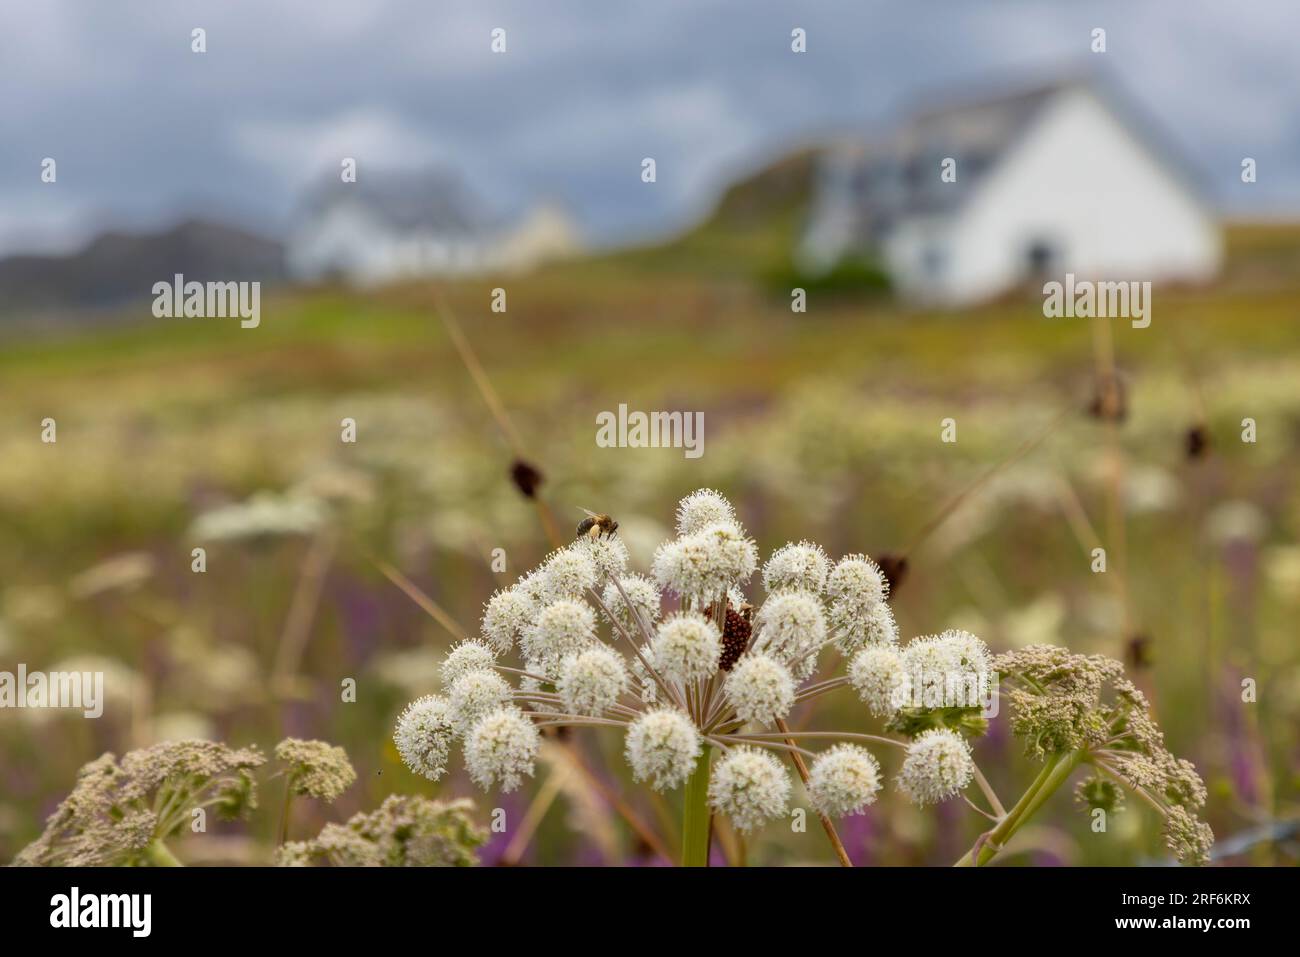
[275,738,357,802]
[277,795,485,867]
[14,740,265,866]
[395,489,986,841]
[997,645,1213,865]
[392,490,1213,865]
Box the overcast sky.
[2,0,1298,255]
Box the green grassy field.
[1,222,1298,865]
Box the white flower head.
[558,646,629,716]
[723,653,795,725]
[440,640,497,688]
[481,587,535,653]
[625,709,701,791]
[676,488,737,536]
[695,522,759,592]
[708,746,790,833]
[394,695,455,781]
[599,574,661,634]
[447,669,511,733]
[898,729,974,805]
[535,548,599,605]
[807,745,882,818]
[900,629,992,710]
[651,537,709,600]
[752,589,826,679]
[763,541,831,595]
[827,554,889,605]
[652,611,722,685]
[830,596,898,654]
[570,535,630,579]
[848,645,906,717]
[521,599,597,672]
[464,707,540,792]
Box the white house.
[800,75,1222,305]
[287,169,580,286]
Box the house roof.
[296,168,498,236]
[817,70,1215,225]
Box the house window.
[921,245,947,279]
[1025,239,1059,279]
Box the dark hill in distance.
[0,220,285,316]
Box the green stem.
[278,777,295,845]
[681,747,713,867]
[954,750,1082,867]
[145,840,183,867]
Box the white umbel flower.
[464,707,540,792]
[651,537,711,600]
[763,541,831,594]
[695,522,758,593]
[599,574,661,633]
[480,587,535,653]
[830,595,898,653]
[625,709,701,791]
[571,535,630,579]
[898,729,974,805]
[723,653,795,725]
[675,488,737,536]
[393,695,455,781]
[752,589,826,680]
[558,646,629,716]
[652,612,722,684]
[848,645,905,717]
[440,640,497,688]
[827,554,889,605]
[448,669,511,732]
[521,599,597,673]
[807,745,882,817]
[900,629,992,709]
[708,746,790,833]
[535,548,598,605]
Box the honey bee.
[576,507,619,540]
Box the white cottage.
[800,75,1222,305]
[287,169,580,286]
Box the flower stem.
[278,778,294,845]
[682,747,713,867]
[774,717,853,867]
[954,750,1082,866]
[145,840,183,867]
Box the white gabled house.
[800,74,1222,305]
[287,168,580,286]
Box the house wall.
[287,206,491,285]
[889,86,1222,305]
